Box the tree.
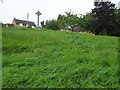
[65,11,80,31]
[57,11,82,31]
[91,1,117,35]
[57,14,67,29]
[116,9,120,30]
[41,21,45,28]
[45,20,60,30]
[111,9,120,36]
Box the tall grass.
[0,23,2,89]
[2,27,118,88]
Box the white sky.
[0,0,119,25]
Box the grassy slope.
[2,27,118,88]
[0,24,2,89]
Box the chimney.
[26,13,29,27]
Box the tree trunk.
[103,26,107,35]
[104,28,107,36]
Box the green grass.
[0,24,2,89]
[2,27,119,88]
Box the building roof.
[6,23,14,27]
[13,18,36,27]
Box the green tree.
[65,11,80,31]
[45,20,60,30]
[91,1,116,35]
[83,12,98,33]
[114,9,120,36]
[57,14,67,29]
[41,21,45,28]
[57,11,82,31]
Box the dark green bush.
[45,20,60,30]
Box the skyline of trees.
[43,1,120,36]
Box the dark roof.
[14,18,36,27]
[6,23,14,27]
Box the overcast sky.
[0,0,119,25]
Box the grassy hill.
[2,27,118,88]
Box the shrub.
[45,20,60,30]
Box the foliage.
[1,23,6,28]
[45,20,60,30]
[2,27,118,88]
[57,14,67,29]
[81,13,94,32]
[57,11,83,31]
[40,21,45,28]
[56,8,120,36]
[112,9,120,36]
[64,11,80,31]
[91,1,118,35]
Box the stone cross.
[35,10,42,27]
